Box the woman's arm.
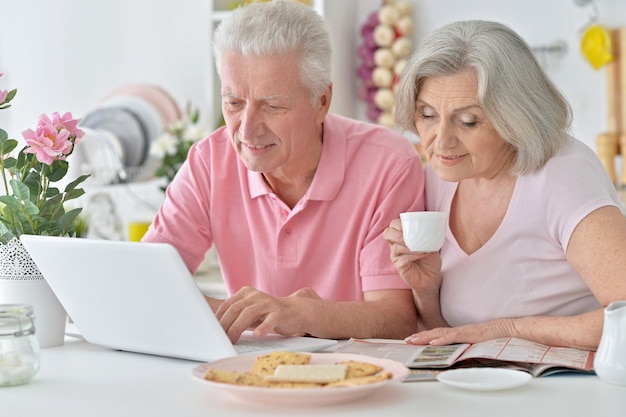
[384,219,448,330]
[405,206,626,350]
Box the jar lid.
[0,304,35,337]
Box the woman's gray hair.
[212,0,332,104]
[395,20,572,175]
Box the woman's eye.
[460,117,478,128]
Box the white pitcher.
[594,301,626,385]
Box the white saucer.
[436,368,532,391]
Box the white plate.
[192,352,409,406]
[436,368,532,391]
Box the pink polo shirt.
[143,113,425,301]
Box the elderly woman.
[384,20,626,350]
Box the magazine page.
[336,337,595,375]
[458,337,595,371]
[336,338,470,367]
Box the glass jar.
[0,304,40,387]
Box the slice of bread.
[264,364,348,383]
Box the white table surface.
[2,336,625,417]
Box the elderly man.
[143,0,424,343]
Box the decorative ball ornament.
[374,48,396,68]
[394,59,408,77]
[373,25,396,47]
[372,67,394,88]
[378,5,400,26]
[357,0,414,128]
[391,37,412,58]
[374,88,395,111]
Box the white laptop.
[20,235,336,361]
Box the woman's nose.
[434,122,457,149]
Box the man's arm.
[214,287,417,343]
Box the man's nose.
[239,106,262,140]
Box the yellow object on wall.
[581,24,615,70]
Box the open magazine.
[336,337,595,380]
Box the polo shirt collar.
[247,113,345,201]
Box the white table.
[2,337,625,417]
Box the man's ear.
[315,83,332,124]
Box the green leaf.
[0,195,21,210]
[64,188,85,201]
[2,157,16,169]
[40,196,63,219]
[5,89,17,102]
[44,160,69,182]
[0,137,18,156]
[64,174,90,192]
[57,208,82,232]
[9,179,30,202]
[16,149,29,169]
[21,200,39,216]
[22,173,42,204]
[0,222,16,244]
[45,187,60,198]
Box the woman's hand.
[404,319,517,346]
[383,219,442,294]
[384,218,448,331]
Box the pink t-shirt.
[143,113,425,300]
[425,137,623,326]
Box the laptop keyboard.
[233,339,289,354]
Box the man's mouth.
[243,143,272,149]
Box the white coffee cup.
[400,211,448,252]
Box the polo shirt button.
[284,228,292,236]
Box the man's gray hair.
[395,20,572,175]
[213,0,332,104]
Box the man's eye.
[224,100,242,108]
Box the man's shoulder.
[324,113,415,151]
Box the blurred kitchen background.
[1,0,625,243]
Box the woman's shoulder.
[536,136,610,183]
[523,136,620,211]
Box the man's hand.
[215,286,320,343]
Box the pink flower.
[50,111,84,143]
[22,113,77,165]
[0,73,6,104]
